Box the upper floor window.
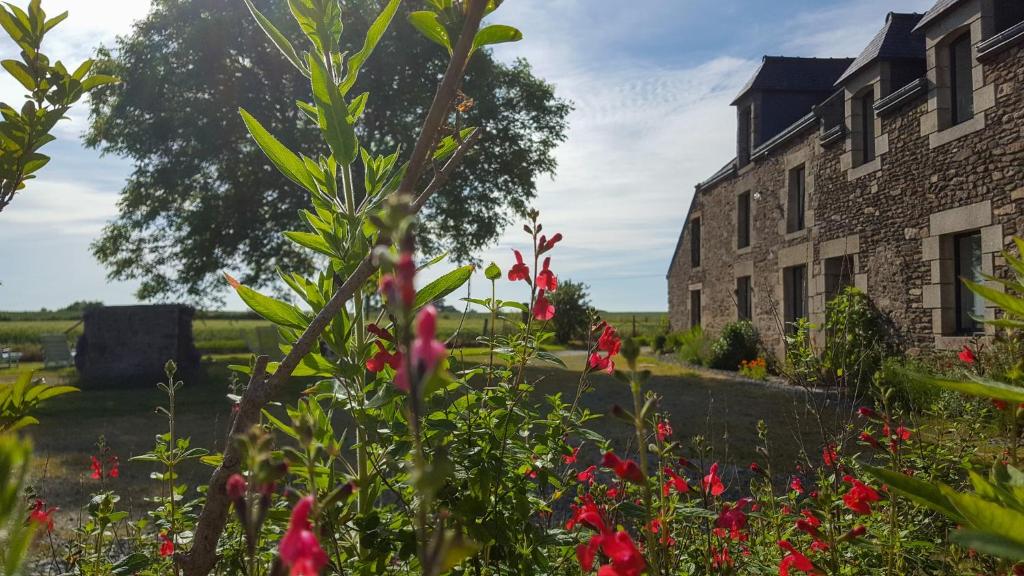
[949,33,974,126]
[737,191,751,249]
[786,165,806,233]
[690,218,701,268]
[738,104,753,166]
[858,90,876,165]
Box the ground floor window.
[783,265,807,331]
[690,290,702,328]
[954,231,984,335]
[824,255,855,302]
[736,276,752,321]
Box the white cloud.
[780,0,937,57]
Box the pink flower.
[532,289,555,321]
[379,252,416,308]
[959,345,976,364]
[227,474,248,501]
[597,325,622,356]
[394,305,446,393]
[508,249,530,283]
[536,257,558,291]
[279,496,328,576]
[702,463,725,497]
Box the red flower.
[597,325,622,356]
[536,257,558,291]
[29,499,56,533]
[508,249,531,283]
[227,474,248,501]
[532,290,555,321]
[778,540,816,576]
[563,445,580,464]
[822,445,837,467]
[749,462,762,473]
[662,467,689,496]
[858,431,882,449]
[577,533,602,572]
[605,486,620,499]
[159,532,174,557]
[656,421,673,442]
[715,502,748,538]
[993,399,1009,411]
[366,323,393,342]
[279,496,328,576]
[524,467,538,479]
[90,456,102,479]
[856,406,878,419]
[588,352,614,374]
[894,425,912,442]
[712,545,733,569]
[566,495,606,532]
[795,511,822,539]
[394,305,446,393]
[539,232,563,254]
[789,477,805,494]
[702,462,725,497]
[842,476,881,515]
[601,452,644,484]
[577,465,597,485]
[379,252,416,308]
[599,530,647,576]
[366,341,401,373]
[958,345,976,364]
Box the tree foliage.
[549,278,590,344]
[85,0,570,303]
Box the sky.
[0,0,936,312]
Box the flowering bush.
[738,357,767,381]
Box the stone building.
[667,0,1024,357]
[76,305,200,387]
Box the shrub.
[784,317,822,386]
[709,320,760,371]
[822,287,898,392]
[548,279,591,344]
[653,333,667,353]
[675,326,713,366]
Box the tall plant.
[180,1,521,574]
[0,0,116,212]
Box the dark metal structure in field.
[76,305,200,387]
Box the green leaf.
[862,465,963,521]
[41,10,67,33]
[408,11,451,53]
[415,265,473,309]
[964,278,1024,318]
[952,530,1024,561]
[2,60,35,90]
[239,108,316,192]
[243,0,307,75]
[471,24,522,53]
[231,282,309,330]
[347,91,369,121]
[80,74,118,91]
[340,0,400,94]
[942,486,1024,545]
[897,369,1024,403]
[284,230,337,258]
[307,53,358,165]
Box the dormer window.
[858,90,876,165]
[948,32,974,126]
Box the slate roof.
[732,56,855,105]
[913,0,963,32]
[836,13,925,85]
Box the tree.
[85,0,570,303]
[549,279,591,345]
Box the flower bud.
[227,473,248,501]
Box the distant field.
[0,310,668,359]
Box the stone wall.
[668,40,1024,359]
[76,305,200,387]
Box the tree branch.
[180,5,488,573]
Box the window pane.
[737,276,752,321]
[951,34,974,125]
[861,92,875,163]
[738,192,750,248]
[690,290,702,328]
[955,233,983,333]
[787,166,805,233]
[691,219,701,267]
